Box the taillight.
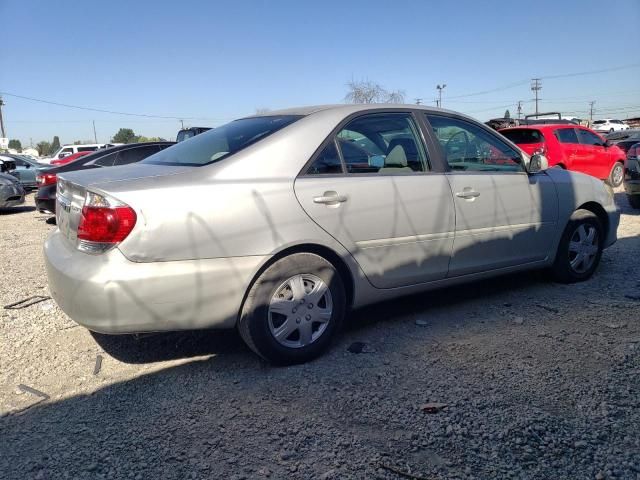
[36,173,57,186]
[77,191,137,254]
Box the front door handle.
[313,191,347,206]
[455,188,480,200]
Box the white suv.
[592,119,630,133]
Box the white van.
[39,143,121,164]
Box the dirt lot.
[1,190,639,480]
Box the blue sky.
[1,0,639,146]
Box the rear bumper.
[44,229,268,333]
[35,185,56,213]
[0,184,25,208]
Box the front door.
[574,128,610,180]
[294,112,456,289]
[424,114,558,277]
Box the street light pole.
[436,84,446,108]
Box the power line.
[0,91,208,120]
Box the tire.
[607,161,624,188]
[628,195,640,209]
[238,253,346,365]
[551,209,603,283]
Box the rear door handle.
[313,191,347,206]
[455,188,480,200]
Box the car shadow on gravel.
[0,205,36,215]
[614,191,639,215]
[91,329,251,364]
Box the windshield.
[144,115,302,166]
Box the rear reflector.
[76,192,136,253]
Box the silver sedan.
[45,105,619,364]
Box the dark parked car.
[36,142,174,213]
[624,142,640,209]
[606,129,640,155]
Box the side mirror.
[528,154,549,173]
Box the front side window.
[426,115,523,172]
[555,128,579,144]
[577,129,604,146]
[143,115,302,166]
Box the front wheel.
[628,195,640,209]
[607,162,624,188]
[551,209,603,283]
[238,253,346,365]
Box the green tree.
[504,109,511,119]
[112,128,137,144]
[36,141,51,156]
[8,139,22,152]
[49,136,61,155]
[136,136,166,143]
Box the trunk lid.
[56,163,190,247]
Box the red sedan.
[50,151,92,166]
[500,124,626,187]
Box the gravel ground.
[1,190,639,480]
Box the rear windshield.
[500,129,544,144]
[143,115,302,167]
[593,120,606,125]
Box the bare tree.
[344,80,405,104]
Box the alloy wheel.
[568,224,599,274]
[268,274,333,348]
[611,163,623,187]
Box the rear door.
[294,111,455,288]
[424,114,558,276]
[575,128,610,179]
[553,127,580,168]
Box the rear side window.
[555,128,579,144]
[92,152,117,167]
[501,129,544,144]
[144,115,302,166]
[307,141,342,174]
[115,145,161,166]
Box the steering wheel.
[445,130,470,162]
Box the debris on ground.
[4,296,51,310]
[347,342,376,354]
[93,355,103,375]
[415,319,429,326]
[420,402,448,414]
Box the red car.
[500,124,626,187]
[50,151,92,166]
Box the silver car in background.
[45,105,619,364]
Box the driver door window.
[425,114,524,172]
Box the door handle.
[313,191,347,206]
[455,188,480,199]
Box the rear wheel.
[551,209,603,283]
[238,253,346,365]
[607,161,624,187]
[628,195,640,209]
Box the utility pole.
[589,101,596,125]
[436,84,447,108]
[531,78,542,117]
[414,98,423,105]
[517,101,523,120]
[92,120,98,143]
[0,96,6,138]
[180,119,184,129]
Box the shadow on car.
[614,191,639,215]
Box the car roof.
[244,103,459,119]
[501,124,580,131]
